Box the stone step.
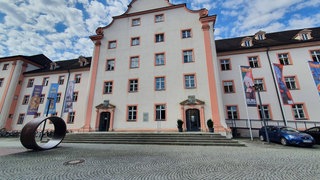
[63,132,245,147]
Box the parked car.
[303,127,320,144]
[259,126,315,147]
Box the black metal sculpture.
[20,116,66,150]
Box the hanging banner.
[308,61,320,96]
[44,83,59,115]
[63,81,75,113]
[273,63,293,105]
[241,66,257,107]
[27,85,43,115]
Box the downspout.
[266,48,287,126]
[60,69,71,118]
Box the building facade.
[0,0,320,136]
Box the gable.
[126,0,171,14]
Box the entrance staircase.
[62,132,245,146]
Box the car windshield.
[281,127,299,133]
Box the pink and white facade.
[1,0,320,136]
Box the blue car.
[259,126,315,147]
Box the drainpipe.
[266,48,287,126]
[60,69,71,118]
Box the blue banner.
[308,61,320,96]
[44,83,59,115]
[27,85,43,115]
[64,81,75,113]
[241,66,257,107]
[273,63,293,105]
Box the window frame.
[40,94,45,104]
[155,14,164,23]
[155,76,166,91]
[183,49,194,63]
[108,40,117,49]
[220,59,231,71]
[155,104,166,121]
[17,114,25,124]
[72,92,78,102]
[258,104,272,120]
[56,93,61,103]
[58,76,65,85]
[226,105,238,119]
[184,74,196,89]
[181,29,192,39]
[0,78,3,87]
[292,104,308,120]
[67,111,75,124]
[248,56,260,68]
[155,33,165,43]
[130,56,140,69]
[310,49,320,62]
[103,81,113,94]
[106,59,115,71]
[284,76,299,90]
[127,105,138,121]
[277,53,292,65]
[223,80,235,93]
[2,63,9,70]
[42,77,49,86]
[128,79,139,92]
[74,74,81,84]
[254,78,266,91]
[132,18,141,26]
[22,95,30,105]
[27,78,34,88]
[155,53,165,66]
[131,37,140,46]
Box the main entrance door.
[186,109,200,131]
[99,112,110,131]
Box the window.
[155,33,164,43]
[248,56,259,68]
[227,106,238,119]
[223,81,234,93]
[132,18,140,26]
[131,37,140,46]
[42,77,49,86]
[104,81,113,94]
[254,79,265,91]
[129,79,139,92]
[127,106,137,121]
[292,104,306,119]
[257,34,264,40]
[27,79,34,88]
[2,63,9,70]
[75,74,81,83]
[244,40,251,47]
[182,29,192,38]
[17,114,25,124]
[130,56,139,69]
[278,53,291,65]
[155,77,165,91]
[155,14,164,23]
[22,95,30,105]
[183,50,194,63]
[58,76,65,85]
[258,105,271,119]
[72,92,78,102]
[184,74,196,89]
[56,93,61,103]
[311,50,320,62]
[302,33,309,40]
[155,104,166,121]
[155,53,165,66]
[108,41,117,49]
[0,78,4,87]
[67,111,75,123]
[220,59,231,71]
[285,76,298,90]
[40,94,45,104]
[106,59,115,71]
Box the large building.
[1,0,320,136]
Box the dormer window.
[50,62,59,70]
[293,29,312,41]
[78,56,89,67]
[254,31,266,40]
[241,37,253,47]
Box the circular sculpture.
[20,116,66,150]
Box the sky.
[0,0,320,61]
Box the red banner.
[273,63,293,105]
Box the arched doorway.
[186,109,200,131]
[99,112,110,131]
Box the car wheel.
[259,135,265,141]
[280,138,288,146]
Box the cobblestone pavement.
[0,138,319,180]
